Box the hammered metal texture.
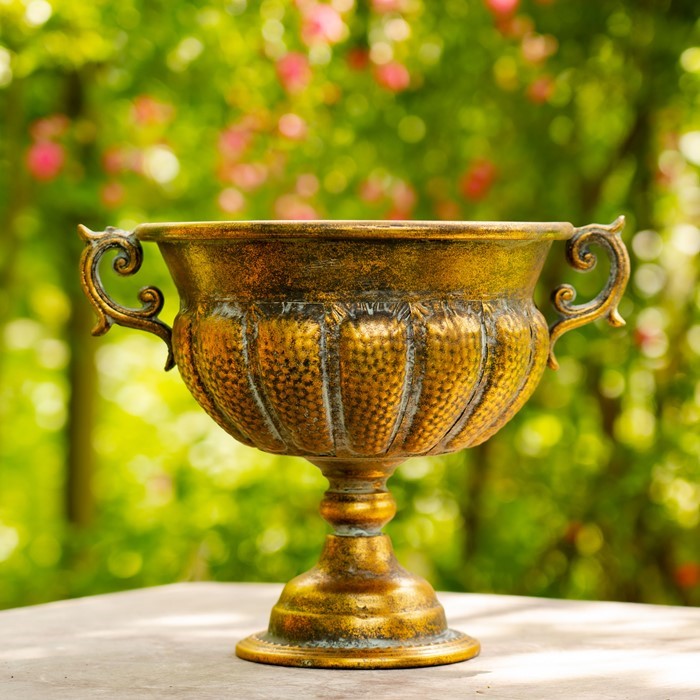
[172,313,254,447]
[338,304,409,456]
[195,309,285,453]
[400,302,483,455]
[254,304,334,454]
[469,308,550,448]
[439,303,540,453]
[173,299,549,460]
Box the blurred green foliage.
[1,0,699,610]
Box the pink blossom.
[374,62,410,92]
[131,95,174,126]
[495,14,533,38]
[347,48,370,71]
[460,159,497,201]
[102,147,126,175]
[102,146,143,174]
[675,563,700,588]
[371,0,404,12]
[276,52,312,93]
[101,182,125,208]
[296,173,319,197]
[359,178,385,203]
[278,113,308,140]
[275,194,319,220]
[218,125,253,160]
[26,141,65,181]
[228,163,268,191]
[126,149,144,174]
[29,114,69,141]
[301,4,346,46]
[391,180,416,213]
[527,75,555,104]
[521,33,558,64]
[485,0,519,16]
[218,187,246,214]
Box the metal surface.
[78,218,630,669]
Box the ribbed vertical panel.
[443,302,534,453]
[181,299,547,459]
[398,302,483,455]
[173,312,255,448]
[195,307,285,452]
[468,306,549,448]
[254,304,334,454]
[338,303,409,456]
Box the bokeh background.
[1,0,699,610]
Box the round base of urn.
[235,534,481,669]
[236,630,480,670]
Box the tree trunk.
[61,69,100,528]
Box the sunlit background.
[1,0,699,609]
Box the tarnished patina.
[79,218,630,669]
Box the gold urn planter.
[79,218,629,669]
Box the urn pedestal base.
[235,534,480,669]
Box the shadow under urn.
[79,218,630,669]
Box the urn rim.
[135,219,575,242]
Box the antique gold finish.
[78,218,630,669]
[548,216,630,370]
[78,224,175,370]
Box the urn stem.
[313,459,401,536]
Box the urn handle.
[548,216,630,370]
[78,225,175,370]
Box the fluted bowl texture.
[173,298,549,458]
[139,220,572,459]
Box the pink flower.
[460,159,497,201]
[276,52,312,93]
[521,33,558,64]
[101,182,125,208]
[102,147,126,175]
[125,149,144,174]
[347,48,370,71]
[131,95,174,126]
[495,14,533,38]
[26,141,65,181]
[228,163,268,191]
[296,173,319,197]
[391,180,416,213]
[218,125,253,160]
[371,0,404,12]
[675,563,700,588]
[527,75,555,104]
[359,178,384,203]
[374,62,410,92]
[301,3,346,46]
[29,114,69,141]
[485,0,519,16]
[218,187,246,214]
[278,113,308,140]
[275,194,319,220]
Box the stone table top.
[0,582,698,699]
